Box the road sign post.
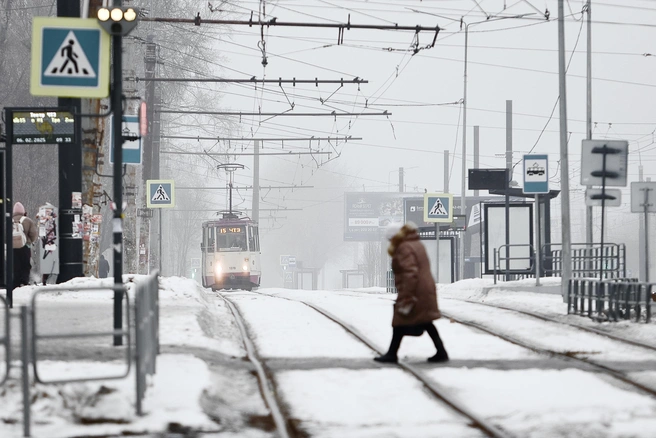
[523,154,549,286]
[423,193,453,285]
[581,140,628,281]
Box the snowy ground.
[0,276,655,437]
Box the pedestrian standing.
[12,202,37,287]
[98,254,110,278]
[374,221,449,363]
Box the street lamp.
[97,6,139,36]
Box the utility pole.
[474,126,480,198]
[81,0,106,278]
[558,0,573,299]
[507,101,514,280]
[253,140,260,223]
[639,165,645,281]
[398,167,404,192]
[443,151,449,193]
[585,0,593,249]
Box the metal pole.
[644,188,650,283]
[253,140,260,223]
[435,223,440,284]
[599,152,607,281]
[21,306,30,437]
[558,0,573,299]
[5,110,13,308]
[444,151,449,193]
[474,126,480,198]
[639,165,645,281]
[398,167,404,193]
[505,101,512,281]
[460,24,469,283]
[158,209,162,273]
[585,0,594,271]
[112,0,124,347]
[535,194,541,286]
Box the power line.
[135,77,368,84]
[156,109,390,117]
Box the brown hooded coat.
[389,228,441,327]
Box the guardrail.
[568,278,653,323]
[0,271,160,437]
[30,285,132,384]
[135,271,160,415]
[493,244,535,284]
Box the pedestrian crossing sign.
[30,17,110,98]
[423,193,453,223]
[147,180,175,208]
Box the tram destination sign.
[10,109,75,144]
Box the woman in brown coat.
[374,221,449,363]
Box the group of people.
[375,221,449,364]
[11,202,111,285]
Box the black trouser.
[13,245,32,286]
[386,322,446,356]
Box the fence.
[544,243,626,279]
[568,278,653,323]
[386,270,396,293]
[0,271,160,437]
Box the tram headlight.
[242,264,249,271]
[214,264,223,276]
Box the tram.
[201,212,261,290]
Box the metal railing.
[493,244,534,284]
[0,295,8,387]
[568,278,653,323]
[386,270,396,294]
[135,271,160,415]
[0,272,161,437]
[544,243,626,279]
[30,285,132,384]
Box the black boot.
[427,350,449,363]
[374,353,398,363]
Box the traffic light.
[97,7,139,36]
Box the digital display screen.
[11,110,75,144]
[219,226,244,234]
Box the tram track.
[433,299,656,400]
[215,291,294,438]
[229,290,513,438]
[444,297,656,353]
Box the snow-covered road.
[2,276,656,437]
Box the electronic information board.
[11,109,75,144]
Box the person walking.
[374,221,449,364]
[12,202,37,287]
[98,254,110,279]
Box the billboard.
[344,192,419,241]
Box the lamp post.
[460,13,533,281]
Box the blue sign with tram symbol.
[523,154,549,194]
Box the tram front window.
[217,229,247,251]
